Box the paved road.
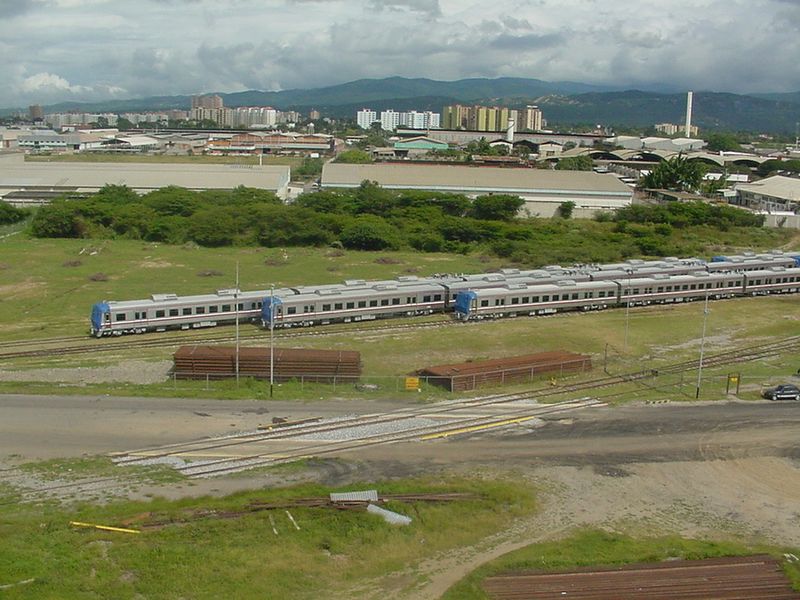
[0,394,406,459]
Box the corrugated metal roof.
[321,163,632,195]
[0,153,290,191]
[330,490,378,502]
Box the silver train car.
[90,251,800,336]
[453,267,800,321]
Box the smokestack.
[506,118,515,143]
[685,91,694,137]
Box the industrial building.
[0,153,291,205]
[321,163,633,217]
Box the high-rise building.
[518,105,543,131]
[309,109,321,121]
[29,105,44,122]
[357,109,378,129]
[191,94,224,110]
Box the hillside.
[5,77,800,133]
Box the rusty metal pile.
[173,345,361,383]
[482,555,800,600]
[415,351,592,392]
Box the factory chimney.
[684,91,694,137]
[506,117,515,143]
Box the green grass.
[0,476,534,600]
[442,529,800,600]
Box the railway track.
[0,318,455,361]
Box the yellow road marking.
[70,521,140,534]
[420,415,540,440]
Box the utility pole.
[695,291,710,399]
[270,284,275,399]
[235,261,240,384]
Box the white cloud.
[0,0,799,107]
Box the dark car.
[762,384,800,401]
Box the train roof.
[275,280,447,302]
[103,287,292,310]
[467,279,617,296]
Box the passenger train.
[89,251,800,337]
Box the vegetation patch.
[0,476,533,599]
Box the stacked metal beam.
[415,351,591,392]
[173,345,361,382]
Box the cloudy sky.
[2,0,799,107]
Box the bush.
[340,215,399,250]
[0,200,28,225]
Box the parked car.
[762,384,800,401]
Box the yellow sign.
[405,377,420,391]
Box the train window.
[559,294,567,301]
[531,296,539,303]
[323,304,331,311]
[256,302,262,309]
[156,310,165,318]
[598,291,605,298]
[682,285,689,291]
[237,303,244,311]
[586,292,594,298]
[334,303,343,310]
[182,308,192,316]
[657,287,664,293]
[736,281,741,287]
[511,298,519,305]
[370,300,378,307]
[423,295,431,302]
[542,295,549,302]
[346,302,355,309]
[481,300,489,307]
[434,294,442,301]
[406,297,414,304]
[358,301,366,308]
[304,305,314,313]
[392,298,400,305]
[169,309,179,317]
[633,289,640,294]
[381,299,389,306]
[665,286,672,292]
[287,307,297,315]
[196,306,205,315]
[571,293,578,300]
[116,313,126,321]
[495,299,501,306]
[222,304,231,312]
[755,279,762,285]
[689,284,696,290]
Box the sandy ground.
[2,395,800,599]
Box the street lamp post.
[695,291,710,399]
[270,284,275,399]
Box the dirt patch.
[0,278,45,300]
[0,360,172,385]
[139,260,175,269]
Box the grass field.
[442,529,800,599]
[0,236,798,402]
[0,476,534,600]
[0,236,505,341]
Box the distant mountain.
[751,91,800,105]
[537,91,800,133]
[3,76,799,133]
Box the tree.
[557,201,576,219]
[30,202,84,238]
[188,208,237,246]
[339,215,398,250]
[555,155,593,171]
[335,149,372,164]
[706,132,743,153]
[641,155,707,192]
[0,200,27,225]
[469,195,525,221]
